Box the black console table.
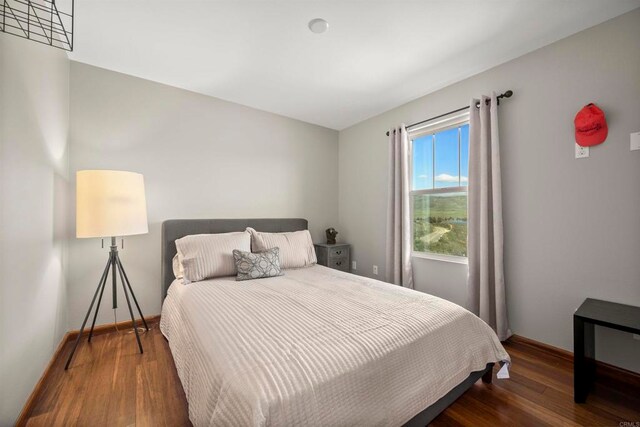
[573,298,640,403]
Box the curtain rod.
[385,90,513,136]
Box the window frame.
[408,111,470,264]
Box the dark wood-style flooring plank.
[21,326,640,426]
[432,342,640,427]
[24,320,190,427]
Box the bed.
[160,218,509,426]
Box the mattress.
[160,265,509,426]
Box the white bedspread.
[160,265,509,426]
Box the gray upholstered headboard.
[161,218,308,300]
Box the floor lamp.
[65,170,150,370]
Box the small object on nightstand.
[314,242,350,272]
[325,227,338,244]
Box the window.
[410,112,469,261]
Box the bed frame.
[160,218,493,426]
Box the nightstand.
[314,243,350,272]
[574,298,640,403]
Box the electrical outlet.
[630,131,640,151]
[373,265,378,275]
[351,260,356,271]
[575,143,589,159]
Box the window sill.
[411,252,468,265]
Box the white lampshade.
[76,170,149,238]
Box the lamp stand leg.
[117,260,144,354]
[65,257,112,370]
[116,254,149,331]
[111,237,118,309]
[88,257,111,342]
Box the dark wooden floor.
[22,324,640,426]
[431,338,640,427]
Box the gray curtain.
[385,125,413,288]
[467,93,511,341]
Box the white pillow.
[246,227,317,269]
[175,231,251,283]
[172,254,184,279]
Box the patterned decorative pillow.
[232,247,283,281]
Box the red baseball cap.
[574,103,608,147]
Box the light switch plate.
[352,261,356,271]
[630,132,640,151]
[575,143,589,159]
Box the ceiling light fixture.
[0,0,74,51]
[308,18,329,34]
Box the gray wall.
[0,36,70,425]
[338,9,640,372]
[68,62,339,327]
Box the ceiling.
[68,1,640,130]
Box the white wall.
[0,36,70,425]
[339,9,640,372]
[68,62,339,327]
